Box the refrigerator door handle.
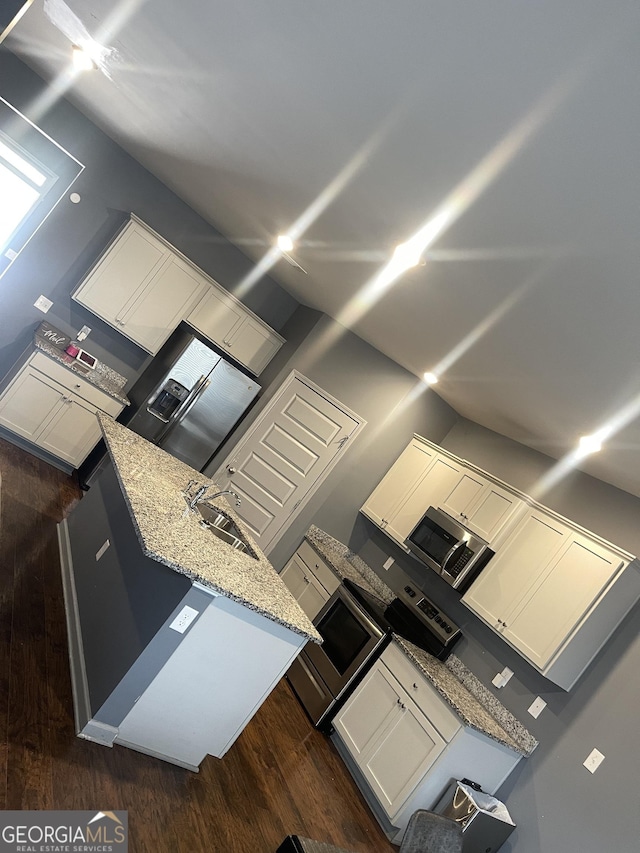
[156,375,210,444]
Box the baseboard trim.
[57,518,92,735]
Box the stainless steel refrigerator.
[125,327,261,471]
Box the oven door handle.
[440,541,466,579]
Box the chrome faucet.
[206,488,242,507]
[184,480,241,509]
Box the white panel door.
[211,373,363,552]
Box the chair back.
[399,810,463,853]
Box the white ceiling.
[7,1,640,496]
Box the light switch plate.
[583,748,605,773]
[34,295,53,313]
[383,557,394,570]
[528,696,547,718]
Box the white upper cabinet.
[361,433,640,690]
[360,435,521,548]
[361,438,439,540]
[73,219,206,355]
[440,473,523,542]
[73,216,284,370]
[186,288,284,375]
[463,506,640,689]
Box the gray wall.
[0,50,298,388]
[350,417,640,853]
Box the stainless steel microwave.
[406,506,495,591]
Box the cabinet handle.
[303,576,309,584]
[75,383,81,389]
[396,698,402,706]
[400,703,406,711]
[227,466,236,474]
[412,683,418,690]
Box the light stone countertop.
[98,414,321,644]
[34,335,130,406]
[303,525,538,756]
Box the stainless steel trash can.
[434,779,516,853]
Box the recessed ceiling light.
[577,434,603,457]
[72,44,96,71]
[423,372,438,385]
[277,235,294,252]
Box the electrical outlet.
[77,325,91,341]
[34,295,53,313]
[583,748,605,774]
[528,696,547,718]
[492,666,513,688]
[383,557,394,570]
[169,605,199,634]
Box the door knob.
[227,466,236,474]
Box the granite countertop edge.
[304,525,538,757]
[34,336,130,406]
[97,415,320,644]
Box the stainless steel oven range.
[286,577,461,731]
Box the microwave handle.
[441,541,466,578]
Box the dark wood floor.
[0,438,396,853]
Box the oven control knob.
[445,625,453,634]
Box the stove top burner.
[341,577,461,661]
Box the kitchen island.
[57,415,320,771]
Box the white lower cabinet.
[333,644,522,840]
[280,540,341,621]
[0,352,123,468]
[463,507,640,689]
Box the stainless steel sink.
[195,503,258,559]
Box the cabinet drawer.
[381,644,461,742]
[31,353,123,416]
[297,540,341,596]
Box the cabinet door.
[74,223,167,326]
[503,534,624,668]
[280,554,330,621]
[334,662,404,761]
[361,440,438,532]
[225,317,283,374]
[121,256,206,354]
[187,287,245,347]
[335,660,446,820]
[464,482,522,542]
[462,509,567,629]
[386,455,462,544]
[38,396,102,466]
[440,471,486,522]
[363,689,446,819]
[0,367,64,441]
